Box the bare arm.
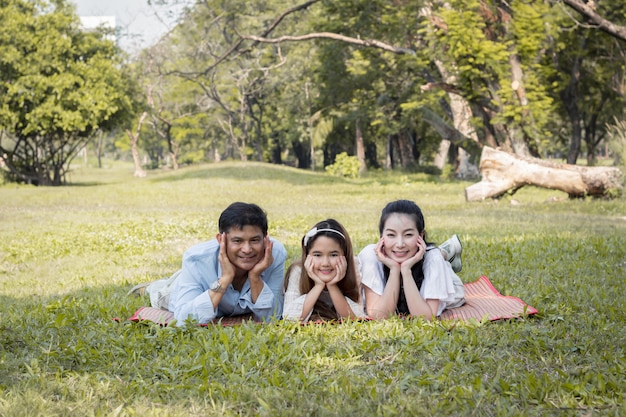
[399,236,438,320]
[300,256,328,321]
[325,256,360,319]
[209,233,236,308]
[364,240,402,319]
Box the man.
[135,202,286,324]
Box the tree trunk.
[457,147,480,180]
[562,36,588,164]
[465,146,624,201]
[355,118,366,174]
[125,112,147,178]
[385,134,392,170]
[434,59,481,178]
[96,131,104,169]
[397,129,415,169]
[434,140,451,171]
[508,53,537,156]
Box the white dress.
[357,244,465,317]
[283,265,367,321]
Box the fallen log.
[465,146,624,201]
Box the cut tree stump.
[465,146,624,201]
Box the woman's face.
[307,236,344,279]
[381,213,422,263]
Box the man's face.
[223,225,266,274]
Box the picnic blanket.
[439,275,537,321]
[128,307,252,326]
[126,275,537,326]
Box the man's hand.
[248,236,274,279]
[216,232,235,284]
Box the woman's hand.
[375,238,400,270]
[400,235,426,272]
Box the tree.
[153,0,305,163]
[561,0,626,42]
[465,146,623,200]
[0,0,137,185]
[549,0,626,164]
[148,0,626,174]
[239,0,558,176]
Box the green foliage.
[1,161,625,415]
[546,0,626,163]
[325,152,360,178]
[606,118,626,170]
[129,0,626,174]
[0,0,139,185]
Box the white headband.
[303,227,345,247]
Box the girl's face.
[307,236,344,279]
[381,213,422,263]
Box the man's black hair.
[218,202,268,235]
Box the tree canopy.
[2,0,625,185]
[128,0,624,176]
[0,0,138,185]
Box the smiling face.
[381,213,423,263]
[307,236,344,279]
[223,225,265,275]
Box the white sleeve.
[357,244,385,295]
[421,248,465,316]
[282,265,312,321]
[345,296,368,318]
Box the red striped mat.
[127,276,537,325]
[128,307,254,326]
[439,275,537,321]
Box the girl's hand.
[304,255,326,287]
[327,256,347,286]
[375,238,399,270]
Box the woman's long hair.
[379,200,428,315]
[286,219,359,320]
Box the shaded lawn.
[0,161,624,416]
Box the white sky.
[69,0,189,53]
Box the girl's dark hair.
[285,219,359,320]
[218,202,268,235]
[379,200,427,315]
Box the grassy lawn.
[1,160,625,416]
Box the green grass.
[1,160,625,416]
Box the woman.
[358,200,465,320]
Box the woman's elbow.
[366,308,393,320]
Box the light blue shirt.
[169,238,286,324]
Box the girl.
[358,200,465,320]
[283,219,367,322]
